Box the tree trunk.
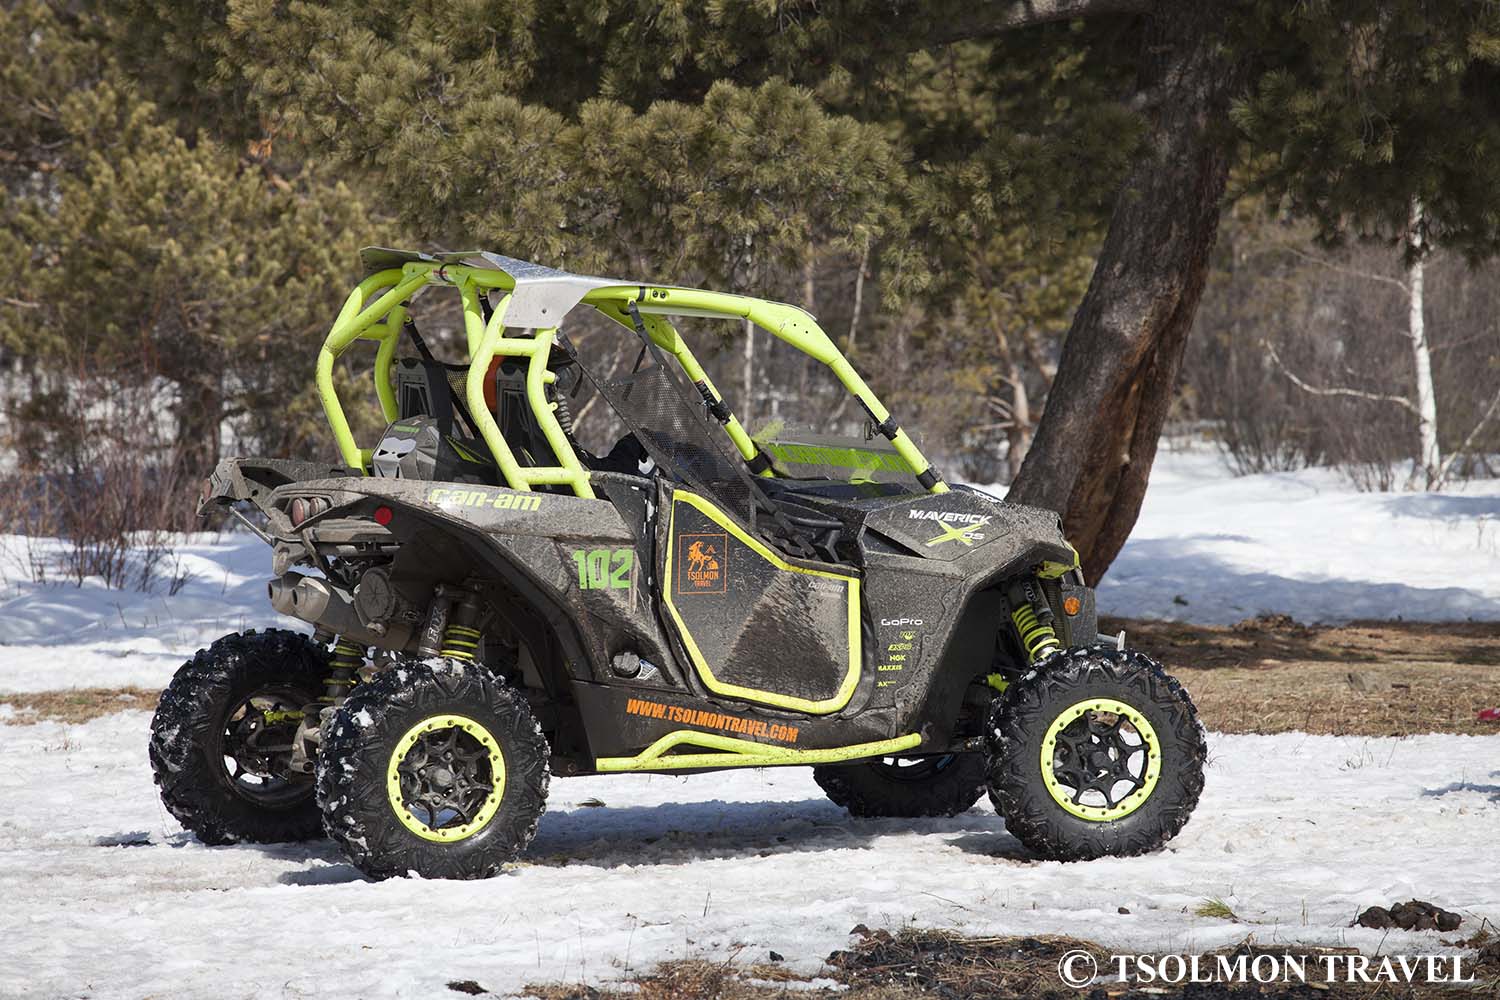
[1406,199,1441,486]
[1004,360,1032,481]
[741,317,755,428]
[1007,8,1242,583]
[176,374,223,476]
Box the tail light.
[289,496,331,527]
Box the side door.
[657,486,862,715]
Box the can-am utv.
[150,249,1206,880]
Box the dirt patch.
[0,687,158,724]
[1110,617,1500,736]
[517,928,1500,999]
[523,957,876,1000]
[829,929,1103,998]
[1106,616,1500,670]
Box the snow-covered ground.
[0,533,300,693]
[0,712,1495,999]
[1098,448,1500,624]
[4,449,1499,693]
[2,451,1498,997]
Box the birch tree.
[1267,198,1500,490]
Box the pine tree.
[0,2,372,475]
[100,0,1500,576]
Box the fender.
[263,476,683,701]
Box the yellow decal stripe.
[663,491,862,715]
[595,731,921,772]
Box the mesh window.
[442,366,468,401]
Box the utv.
[150,249,1206,880]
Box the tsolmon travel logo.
[1056,948,1475,989]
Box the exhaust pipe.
[268,572,393,647]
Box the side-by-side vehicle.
[150,249,1206,879]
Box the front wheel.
[985,646,1206,861]
[317,657,550,880]
[813,754,986,818]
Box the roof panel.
[360,246,637,327]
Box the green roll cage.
[317,249,948,501]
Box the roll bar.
[316,249,948,499]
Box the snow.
[1089,447,1500,625]
[0,712,1495,999]
[0,532,301,693]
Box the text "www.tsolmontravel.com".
[1056,949,1476,989]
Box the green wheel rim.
[1040,697,1161,822]
[386,715,506,843]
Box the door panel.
[661,490,862,714]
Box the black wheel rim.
[389,716,505,842]
[216,686,312,807]
[1041,698,1161,822]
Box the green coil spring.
[440,623,482,661]
[1011,602,1062,663]
[321,638,365,703]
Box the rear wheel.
[814,753,986,818]
[149,630,327,845]
[317,657,549,880]
[986,646,1205,860]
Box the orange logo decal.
[678,533,726,594]
[625,698,799,744]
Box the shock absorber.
[438,593,483,662]
[440,623,482,661]
[1008,580,1062,663]
[321,637,365,703]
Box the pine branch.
[1264,340,1420,416]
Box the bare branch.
[846,239,870,357]
[1265,340,1420,416]
[1434,383,1500,487]
[1,297,41,309]
[931,0,1150,44]
[1019,325,1059,384]
[1273,244,1411,298]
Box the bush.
[0,375,200,592]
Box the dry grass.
[828,929,1106,998]
[519,932,1101,1000]
[1113,617,1500,736]
[522,957,867,1000]
[0,687,158,724]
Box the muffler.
[268,572,397,648]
